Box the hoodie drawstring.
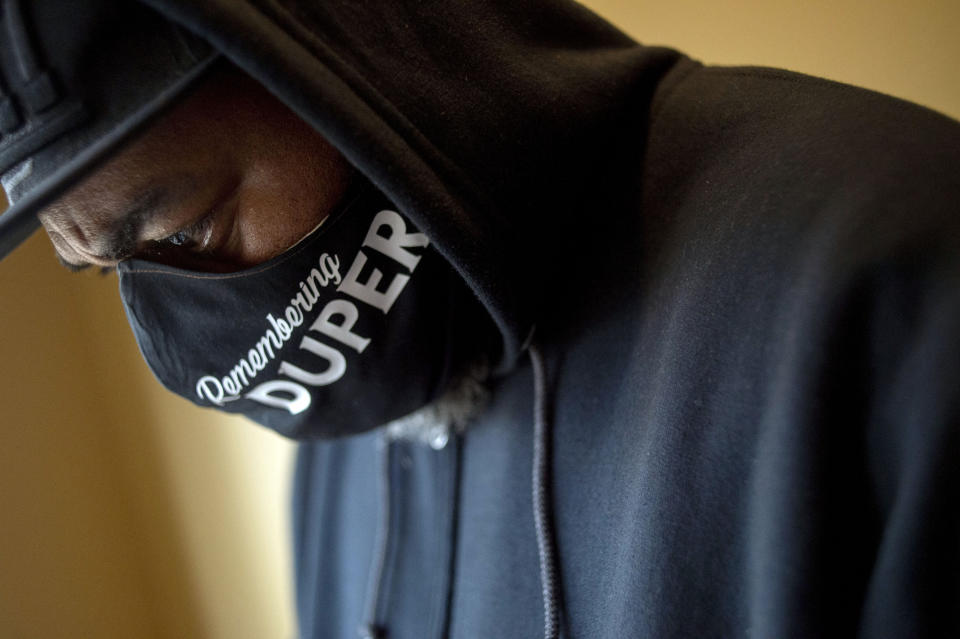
[360,343,564,639]
[529,342,563,639]
[359,438,391,639]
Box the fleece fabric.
[56,0,960,637]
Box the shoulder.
[643,62,960,274]
[650,62,960,155]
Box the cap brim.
[0,52,220,262]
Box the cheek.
[235,189,321,261]
[234,150,354,263]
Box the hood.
[2,0,684,372]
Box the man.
[1,1,958,638]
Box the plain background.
[0,2,958,637]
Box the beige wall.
[1,2,958,638]
[0,229,297,639]
[591,0,960,121]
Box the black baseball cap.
[0,0,217,261]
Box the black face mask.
[117,182,492,440]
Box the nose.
[39,209,117,268]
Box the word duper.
[195,209,429,413]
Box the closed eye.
[148,208,216,254]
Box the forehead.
[37,67,253,265]
[41,72,234,221]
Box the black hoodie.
[5,1,960,638]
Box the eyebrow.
[104,186,176,259]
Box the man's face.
[38,65,354,273]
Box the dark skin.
[38,65,355,273]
